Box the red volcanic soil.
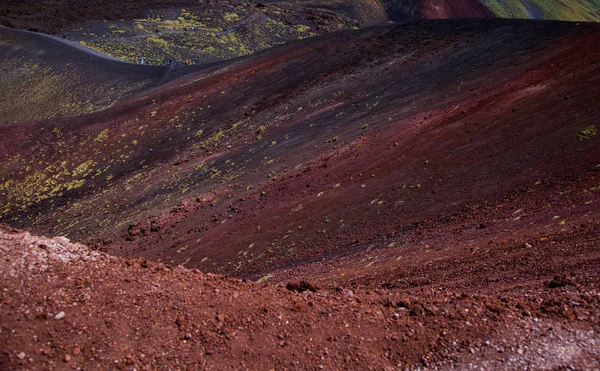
[122,20,600,278]
[420,0,493,19]
[382,0,493,21]
[2,224,600,369]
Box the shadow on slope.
[0,26,197,124]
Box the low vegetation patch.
[576,125,597,141]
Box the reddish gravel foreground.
[1,224,599,370]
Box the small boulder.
[286,281,318,293]
[150,220,161,232]
[546,275,573,288]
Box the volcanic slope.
[3,0,598,68]
[56,1,384,66]
[480,0,600,21]
[383,0,600,21]
[0,25,199,124]
[0,0,389,35]
[382,0,493,20]
[1,19,599,286]
[2,224,600,370]
[2,0,599,35]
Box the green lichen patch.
[577,125,597,141]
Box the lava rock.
[546,275,573,288]
[286,281,318,293]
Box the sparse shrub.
[257,274,273,283]
[94,129,109,143]
[577,125,597,141]
[295,24,311,33]
[223,12,240,23]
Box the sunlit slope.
[481,0,600,21]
